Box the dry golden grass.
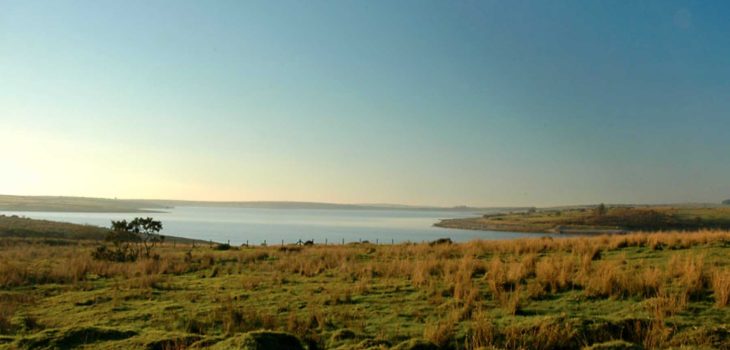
[465,308,495,349]
[712,268,730,307]
[423,318,456,348]
[2,231,730,302]
[452,255,480,307]
[535,255,574,293]
[502,316,575,350]
[649,288,688,318]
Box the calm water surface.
[0,206,557,245]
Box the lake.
[0,206,557,245]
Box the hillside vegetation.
[1,231,729,349]
[0,215,110,241]
[0,195,166,213]
[0,215,205,244]
[436,206,730,234]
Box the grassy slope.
[0,215,110,241]
[0,232,729,349]
[436,206,730,234]
[0,215,208,244]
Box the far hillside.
[436,205,730,234]
[0,194,523,213]
[0,195,167,213]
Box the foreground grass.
[1,232,729,349]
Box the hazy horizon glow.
[2,1,729,207]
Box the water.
[0,206,556,245]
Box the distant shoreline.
[434,218,626,235]
[0,208,167,214]
[0,194,523,214]
[435,205,730,234]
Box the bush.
[215,243,232,251]
[91,245,137,262]
[429,238,453,246]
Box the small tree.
[93,217,164,261]
[595,203,607,217]
[122,217,164,258]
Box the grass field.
[1,230,729,349]
[436,206,730,234]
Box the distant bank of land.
[0,194,522,213]
[0,195,168,213]
[436,205,730,234]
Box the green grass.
[0,231,729,349]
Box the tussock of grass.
[465,308,495,349]
[712,269,730,308]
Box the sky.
[1,0,729,207]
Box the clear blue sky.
[1,0,729,206]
